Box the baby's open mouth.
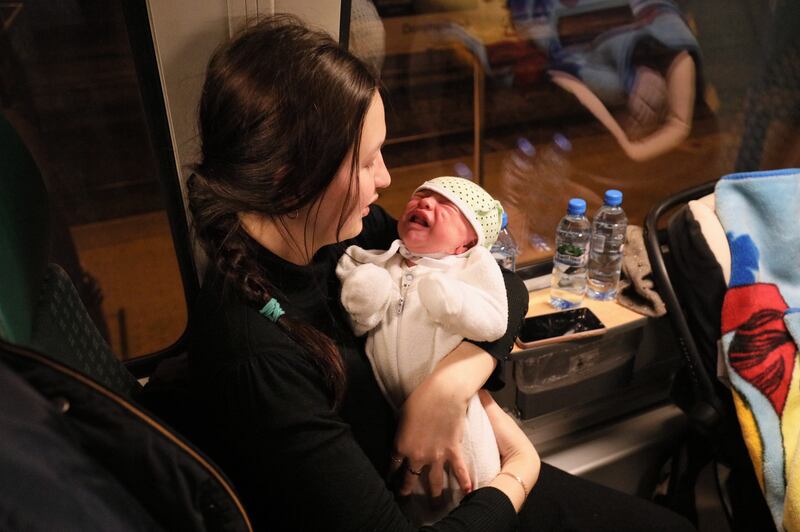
[409,213,429,227]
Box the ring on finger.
[407,466,423,476]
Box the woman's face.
[316,91,390,244]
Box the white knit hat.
[414,176,504,249]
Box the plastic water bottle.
[587,190,628,301]
[501,138,536,207]
[491,212,519,271]
[550,198,591,309]
[498,140,536,261]
[525,134,572,250]
[537,133,572,179]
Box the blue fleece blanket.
[716,168,800,531]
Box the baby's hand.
[418,273,463,322]
[341,263,393,318]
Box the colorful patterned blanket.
[716,168,800,531]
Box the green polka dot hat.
[415,176,505,249]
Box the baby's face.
[397,190,477,255]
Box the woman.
[185,15,694,532]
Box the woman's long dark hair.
[188,15,378,407]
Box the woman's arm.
[395,341,499,496]
[205,340,518,532]
[481,391,540,511]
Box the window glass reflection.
[351,0,800,267]
[0,1,187,358]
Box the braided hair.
[188,15,378,407]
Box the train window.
[1,2,187,359]
[350,0,800,269]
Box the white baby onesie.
[336,239,507,524]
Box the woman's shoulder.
[191,274,317,378]
[191,308,333,418]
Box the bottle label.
[556,243,586,266]
[591,227,625,253]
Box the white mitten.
[341,263,393,323]
[418,272,463,324]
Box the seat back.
[644,180,776,530]
[643,180,724,433]
[0,115,50,346]
[0,338,252,531]
[31,264,140,396]
[0,115,139,397]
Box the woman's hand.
[481,391,540,512]
[392,342,498,497]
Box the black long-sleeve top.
[188,205,529,531]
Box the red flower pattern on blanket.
[722,283,795,417]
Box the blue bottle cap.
[453,162,473,179]
[553,133,572,152]
[604,189,623,206]
[500,211,509,229]
[567,198,586,215]
[516,137,535,157]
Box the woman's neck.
[239,212,317,266]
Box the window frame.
[120,0,200,377]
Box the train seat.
[0,115,139,397]
[644,180,777,531]
[0,114,253,531]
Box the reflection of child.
[336,176,507,524]
[512,0,700,161]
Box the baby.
[336,176,508,524]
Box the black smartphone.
[515,307,606,349]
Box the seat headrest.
[0,115,50,344]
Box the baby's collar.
[396,240,471,270]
